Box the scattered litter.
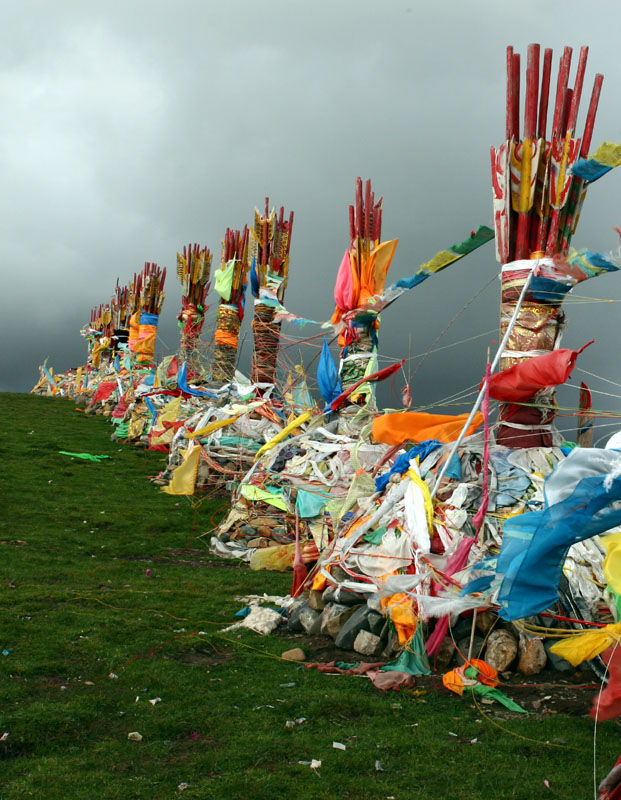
[178,784,190,792]
[127,731,143,742]
[0,733,9,742]
[220,604,283,635]
[2,649,11,657]
[375,760,385,771]
[285,717,306,728]
[149,697,162,706]
[145,569,152,577]
[310,759,322,769]
[108,672,119,679]
[448,731,458,737]
[135,696,140,703]
[280,682,296,688]
[84,681,94,686]
[333,741,346,750]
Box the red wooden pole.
[581,72,604,156]
[511,52,521,140]
[537,48,553,139]
[524,43,539,138]
[506,46,514,140]
[566,46,588,136]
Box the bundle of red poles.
[221,225,250,304]
[252,197,294,290]
[492,44,603,264]
[177,244,212,309]
[349,176,383,256]
[140,262,167,315]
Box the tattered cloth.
[304,661,415,692]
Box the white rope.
[576,368,621,391]
[592,638,620,800]
[431,261,538,499]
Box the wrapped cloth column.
[212,226,249,384]
[496,258,565,447]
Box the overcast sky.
[2,1,621,439]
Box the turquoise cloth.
[380,626,431,675]
[295,488,333,518]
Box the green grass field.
[0,392,618,799]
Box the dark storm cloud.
[2,0,621,436]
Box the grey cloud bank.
[2,1,620,438]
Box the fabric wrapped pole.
[128,311,141,352]
[251,303,281,384]
[178,301,206,372]
[132,312,159,365]
[212,304,241,383]
[497,259,565,447]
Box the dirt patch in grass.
[122,550,243,569]
[173,646,235,667]
[276,629,384,665]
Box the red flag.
[329,359,404,411]
[489,341,593,402]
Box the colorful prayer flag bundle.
[131,262,167,366]
[110,281,131,356]
[176,244,213,371]
[176,244,212,308]
[249,198,294,302]
[212,226,250,383]
[139,261,167,316]
[331,178,398,408]
[250,199,295,385]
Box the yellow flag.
[162,443,201,495]
[549,621,621,667]
[603,532,621,594]
[254,411,311,460]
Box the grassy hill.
[0,392,617,799]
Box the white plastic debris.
[127,731,143,742]
[220,605,283,635]
[285,718,306,728]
